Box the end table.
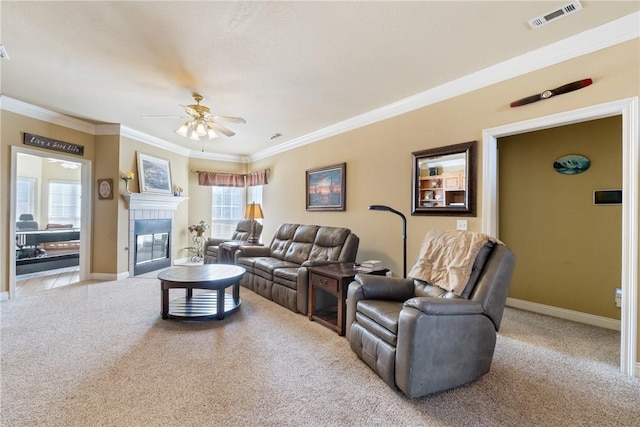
[307,262,388,336]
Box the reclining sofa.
[235,223,359,314]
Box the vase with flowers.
[121,171,135,194]
[188,220,209,261]
[188,220,209,237]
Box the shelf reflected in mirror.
[412,141,476,216]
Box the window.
[48,180,81,226]
[16,177,37,218]
[211,186,263,239]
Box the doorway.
[9,146,93,298]
[482,97,638,377]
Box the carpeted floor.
[1,277,639,426]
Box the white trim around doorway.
[482,97,639,378]
[8,146,93,299]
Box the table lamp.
[245,202,264,244]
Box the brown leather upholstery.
[346,235,515,398]
[203,219,263,264]
[236,223,359,314]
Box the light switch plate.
[457,220,468,231]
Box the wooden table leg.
[216,288,225,320]
[233,281,240,305]
[161,281,169,319]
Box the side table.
[218,240,263,264]
[307,262,388,336]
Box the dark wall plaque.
[23,133,84,156]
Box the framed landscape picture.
[306,163,346,211]
[137,152,173,194]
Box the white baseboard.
[0,291,9,301]
[91,272,130,281]
[506,298,621,331]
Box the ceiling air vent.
[528,1,582,29]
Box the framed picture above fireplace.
[137,152,173,194]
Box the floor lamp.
[368,205,407,278]
[245,202,264,244]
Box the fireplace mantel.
[122,193,188,211]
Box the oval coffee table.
[158,264,246,320]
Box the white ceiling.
[1,1,638,161]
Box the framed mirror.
[411,141,476,216]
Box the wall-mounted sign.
[23,133,84,156]
[553,154,590,175]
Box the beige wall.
[1,38,638,360]
[253,40,639,278]
[1,111,95,291]
[118,137,191,273]
[93,134,120,274]
[499,117,622,319]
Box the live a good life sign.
[23,133,84,156]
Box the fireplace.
[133,219,171,276]
[124,193,186,277]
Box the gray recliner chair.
[203,219,263,264]
[346,230,515,398]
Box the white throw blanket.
[408,230,499,296]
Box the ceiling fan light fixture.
[166,94,245,141]
[195,121,208,137]
[206,126,218,140]
[176,123,190,137]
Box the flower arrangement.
[121,171,135,184]
[188,220,209,235]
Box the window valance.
[196,169,269,187]
[246,170,269,187]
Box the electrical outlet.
[457,220,468,231]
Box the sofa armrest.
[236,245,271,257]
[403,297,484,315]
[205,237,226,249]
[354,274,415,301]
[301,259,342,267]
[346,275,414,339]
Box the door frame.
[9,146,93,298]
[482,97,638,377]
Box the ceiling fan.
[143,93,246,140]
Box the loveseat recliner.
[346,229,515,398]
[203,219,263,264]
[235,223,359,314]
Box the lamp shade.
[244,202,264,220]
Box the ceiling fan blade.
[213,115,246,124]
[510,78,593,108]
[209,122,235,137]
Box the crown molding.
[0,96,96,135]
[2,11,638,163]
[189,149,249,163]
[0,95,249,163]
[118,125,192,157]
[250,11,640,162]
